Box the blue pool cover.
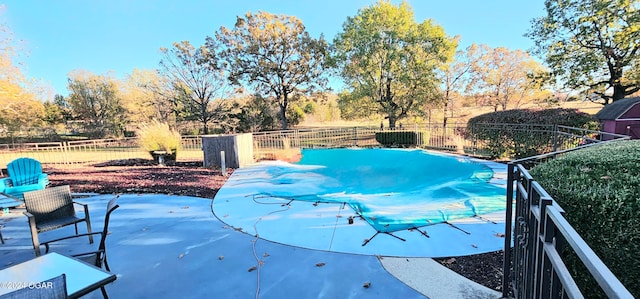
[256,148,506,233]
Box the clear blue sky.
[3,0,545,98]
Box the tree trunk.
[388,116,397,129]
[279,91,290,130]
[612,84,626,102]
[279,106,288,130]
[202,121,209,135]
[443,100,448,127]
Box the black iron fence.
[504,141,633,298]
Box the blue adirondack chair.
[0,157,49,200]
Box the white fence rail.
[0,136,204,169]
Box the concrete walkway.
[0,194,501,298]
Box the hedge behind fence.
[466,108,599,159]
[530,141,640,297]
[375,131,429,147]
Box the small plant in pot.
[137,120,182,165]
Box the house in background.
[595,97,640,139]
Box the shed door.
[625,124,640,139]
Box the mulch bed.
[434,250,507,293]
[46,159,507,293]
[47,159,229,199]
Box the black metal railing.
[503,138,633,298]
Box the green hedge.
[467,108,599,159]
[375,131,429,147]
[530,140,640,297]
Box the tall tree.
[331,0,456,128]
[212,11,328,129]
[0,79,45,136]
[0,6,45,136]
[439,44,478,126]
[527,0,640,104]
[121,69,177,125]
[467,44,548,111]
[67,70,125,137]
[234,94,278,133]
[53,94,73,121]
[42,97,66,127]
[159,41,233,134]
[0,5,23,84]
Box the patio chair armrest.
[37,173,49,187]
[23,212,37,229]
[72,201,88,208]
[0,178,12,193]
[72,201,90,215]
[42,231,104,252]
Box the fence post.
[220,151,227,176]
[503,162,516,297]
[471,125,477,156]
[552,124,559,152]
[353,127,357,147]
[62,142,69,166]
[414,124,420,147]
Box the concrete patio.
[0,193,501,298]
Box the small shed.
[595,97,640,139]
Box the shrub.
[375,131,429,147]
[530,140,640,297]
[467,108,599,159]
[137,120,182,162]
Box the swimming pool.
[213,148,509,257]
[255,149,505,231]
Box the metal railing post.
[503,162,515,297]
[552,124,559,152]
[353,127,357,147]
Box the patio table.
[0,193,21,244]
[0,252,116,298]
[0,193,21,210]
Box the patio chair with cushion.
[23,185,93,256]
[42,196,119,299]
[0,157,49,200]
[0,273,68,299]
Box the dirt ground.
[46,159,508,293]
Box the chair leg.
[27,217,41,256]
[0,226,4,244]
[103,254,110,272]
[83,205,94,244]
[86,221,94,244]
[100,286,109,299]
